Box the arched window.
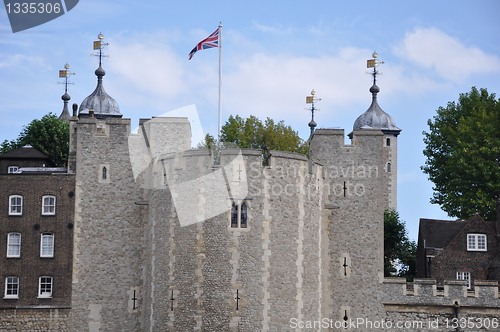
[231,203,238,228]
[386,138,391,146]
[40,233,54,257]
[42,195,56,215]
[9,195,22,215]
[230,201,249,229]
[387,163,391,172]
[240,202,248,228]
[102,167,107,180]
[7,233,21,257]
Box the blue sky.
[1,0,499,240]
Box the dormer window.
[467,234,487,251]
[8,166,18,174]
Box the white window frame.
[7,233,21,258]
[38,276,53,298]
[8,166,18,174]
[457,271,471,288]
[467,234,487,251]
[9,195,22,215]
[4,276,19,299]
[42,195,56,215]
[40,233,54,257]
[230,201,248,229]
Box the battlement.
[383,278,500,306]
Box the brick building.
[417,213,500,287]
[0,146,75,311]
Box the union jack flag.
[188,28,220,60]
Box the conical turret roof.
[79,66,121,118]
[352,83,401,135]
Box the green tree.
[215,115,308,154]
[422,87,500,221]
[384,209,416,281]
[0,113,70,166]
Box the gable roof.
[419,214,499,249]
[0,145,50,160]
[419,218,468,249]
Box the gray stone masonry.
[311,129,388,325]
[70,117,145,331]
[383,278,500,331]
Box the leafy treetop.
[0,113,70,167]
[198,115,309,156]
[422,87,500,221]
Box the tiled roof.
[0,146,50,160]
[419,218,468,249]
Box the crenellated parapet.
[383,278,500,330]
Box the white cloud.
[394,27,500,82]
[251,21,295,35]
[90,27,499,138]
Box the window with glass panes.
[7,233,21,257]
[4,277,19,298]
[40,233,54,257]
[38,276,53,298]
[42,196,56,215]
[9,195,22,215]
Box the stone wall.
[142,142,324,331]
[383,278,500,331]
[70,117,145,331]
[311,129,388,325]
[0,308,71,331]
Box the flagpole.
[218,23,223,141]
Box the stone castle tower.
[66,42,401,330]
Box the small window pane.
[468,235,476,250]
[477,235,486,250]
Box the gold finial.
[367,51,384,68]
[58,62,75,93]
[305,89,321,136]
[366,51,384,86]
[91,33,110,67]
